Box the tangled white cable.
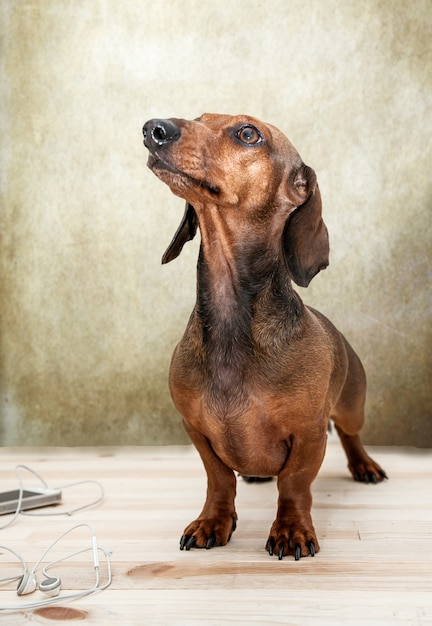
[0,523,112,612]
[0,465,105,530]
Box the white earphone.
[16,570,39,596]
[0,524,112,612]
[16,571,61,598]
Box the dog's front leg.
[266,434,327,560]
[180,422,237,551]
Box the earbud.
[1,524,111,612]
[16,572,61,597]
[16,572,37,596]
[39,576,61,597]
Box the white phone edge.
[0,488,62,515]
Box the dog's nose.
[143,118,181,150]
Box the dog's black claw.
[278,544,284,560]
[308,541,316,557]
[185,536,196,551]
[266,538,274,556]
[354,468,388,484]
[179,535,189,550]
[295,544,302,561]
[206,535,216,550]
[232,517,237,532]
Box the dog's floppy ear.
[162,203,198,264]
[282,164,329,287]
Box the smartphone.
[0,488,62,515]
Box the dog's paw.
[180,515,237,551]
[349,457,388,484]
[265,519,319,560]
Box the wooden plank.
[0,443,431,624]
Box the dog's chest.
[196,395,295,476]
[170,358,318,476]
[169,302,331,475]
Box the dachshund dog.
[142,113,387,560]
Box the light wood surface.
[0,439,431,625]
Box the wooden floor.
[1,439,431,625]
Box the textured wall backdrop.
[0,0,431,446]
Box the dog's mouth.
[147,152,220,196]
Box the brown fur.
[142,113,387,560]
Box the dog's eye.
[236,125,262,145]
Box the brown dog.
[142,113,387,560]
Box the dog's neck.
[191,205,303,408]
[194,202,301,313]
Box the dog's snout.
[143,118,181,150]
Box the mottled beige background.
[0,1,431,447]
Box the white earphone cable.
[0,545,26,585]
[0,524,112,612]
[0,465,105,530]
